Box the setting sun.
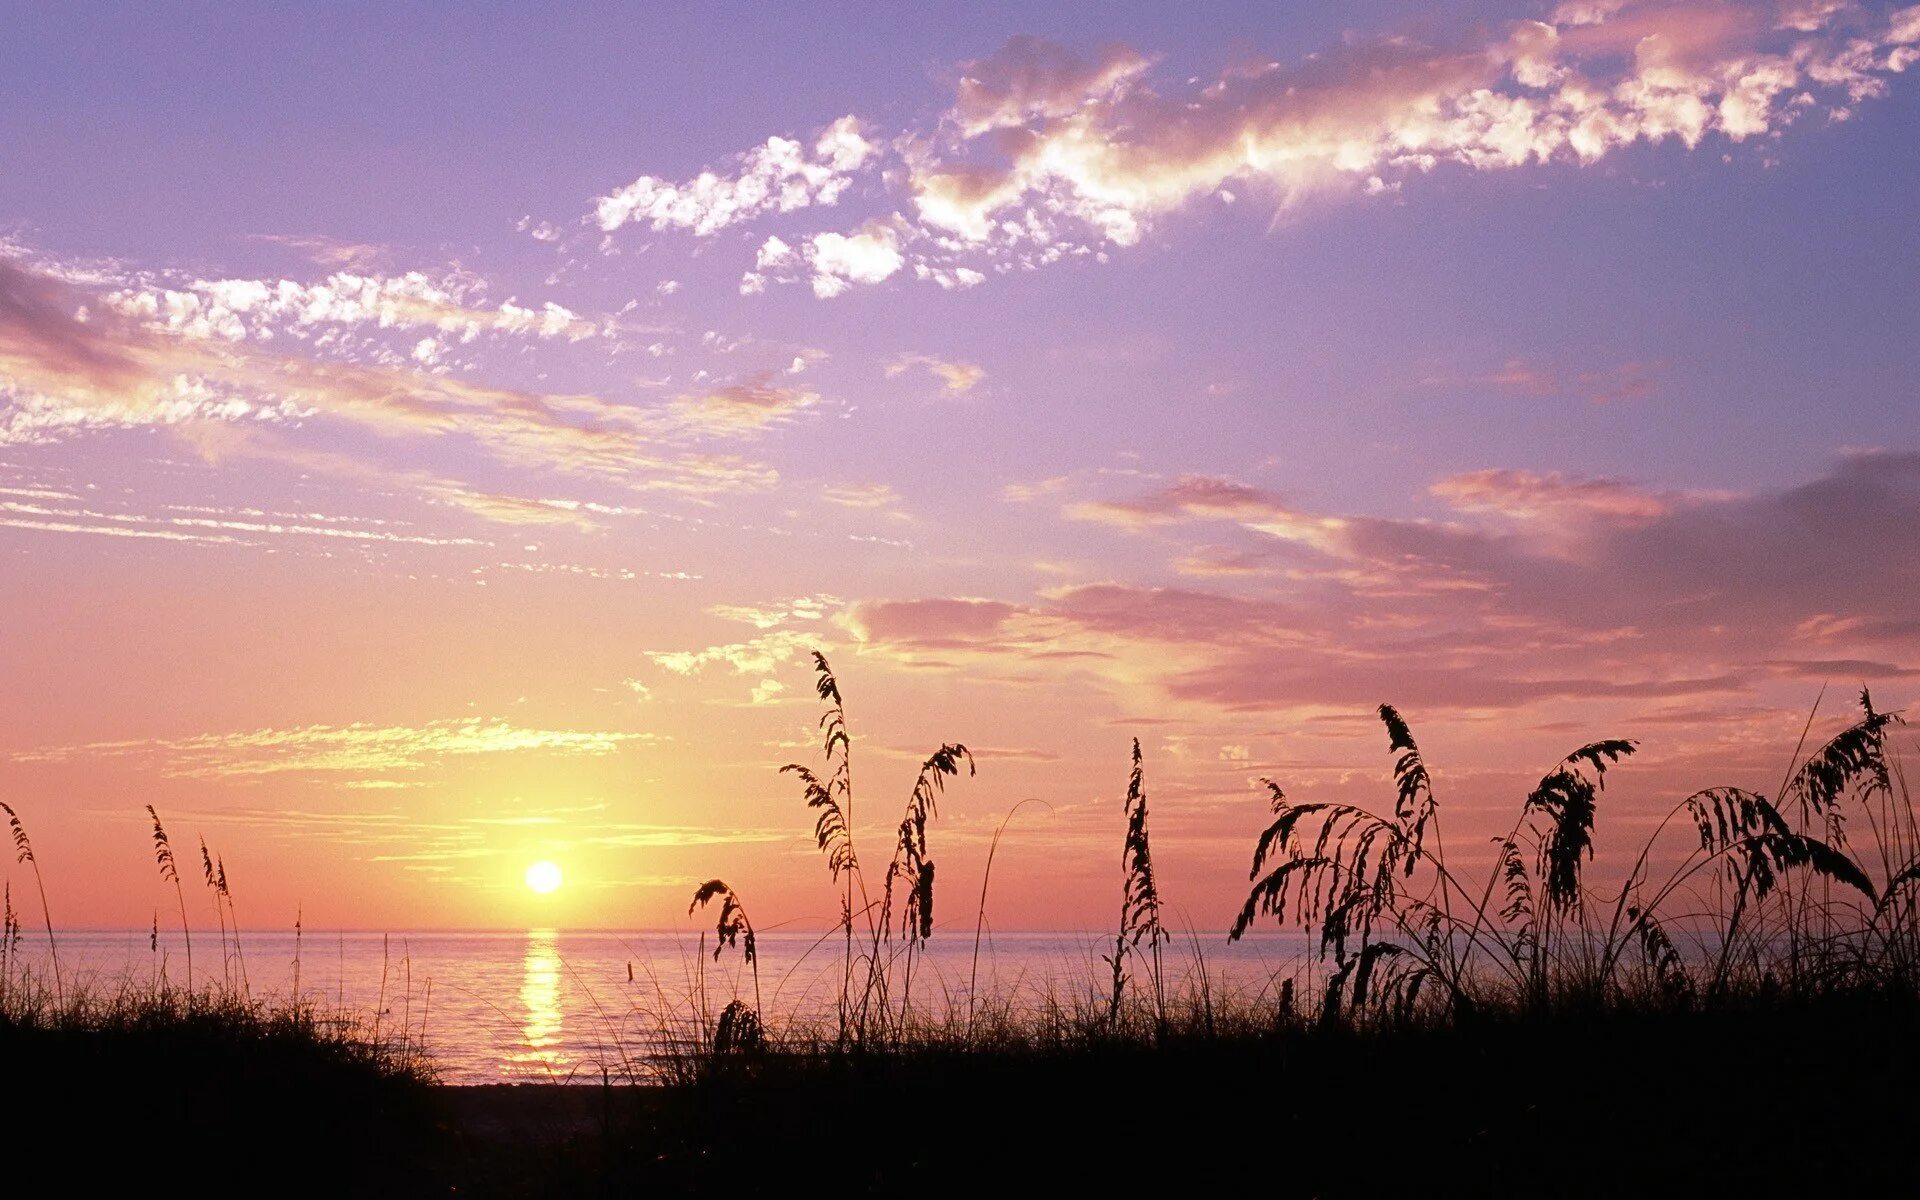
[524,861,563,895]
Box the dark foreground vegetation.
[6,983,1916,1197]
[0,984,438,1194]
[4,659,1919,1195]
[438,994,1920,1196]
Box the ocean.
[9,928,1317,1083]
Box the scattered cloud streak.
[836,451,1920,712]
[1,257,792,502]
[886,353,986,394]
[9,718,648,779]
[594,116,875,236]
[583,1,1920,297]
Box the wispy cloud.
[0,497,487,549]
[579,2,1920,297]
[669,376,823,435]
[904,2,1918,261]
[1,257,791,501]
[244,234,388,271]
[101,268,598,354]
[1430,357,1662,404]
[835,450,1920,712]
[647,630,817,684]
[593,115,875,236]
[885,353,986,394]
[1428,468,1684,524]
[9,718,649,779]
[821,481,904,509]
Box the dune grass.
[556,674,1914,1193]
[0,977,435,1195]
[2,803,436,1196]
[3,656,1919,1194]
[678,660,1920,1063]
[438,982,1920,1195]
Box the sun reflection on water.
[504,928,565,1078]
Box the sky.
[1,0,1917,932]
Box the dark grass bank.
[0,989,437,1196]
[430,993,1920,1197]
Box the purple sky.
[2,1,1917,929]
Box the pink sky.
[2,0,1918,930]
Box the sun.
[524,860,563,895]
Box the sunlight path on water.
[506,929,565,1080]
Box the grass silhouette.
[4,662,1919,1194]
[1,979,434,1195]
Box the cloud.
[822,481,903,509]
[1435,357,1661,404]
[907,4,1919,258]
[427,486,607,530]
[950,35,1155,135]
[845,597,1026,647]
[1,257,785,499]
[2,258,159,397]
[151,804,791,872]
[572,3,1920,295]
[706,595,840,629]
[1764,657,1920,679]
[841,451,1920,713]
[1001,475,1073,503]
[849,577,1752,709]
[1067,476,1295,528]
[2,258,310,443]
[0,496,488,549]
[646,629,818,678]
[885,353,986,393]
[0,508,245,546]
[1066,475,1347,549]
[1429,468,1677,523]
[741,221,912,298]
[670,376,822,434]
[100,269,597,350]
[8,718,646,779]
[594,115,875,236]
[643,627,824,706]
[804,221,905,297]
[245,233,388,270]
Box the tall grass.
[774,652,971,1048]
[692,661,1918,1069]
[872,740,971,1027]
[966,796,1049,1035]
[1,804,431,1088]
[2,802,58,995]
[1,882,18,1003]
[3,653,1916,1096]
[1105,738,1168,1029]
[1228,689,1911,1026]
[780,652,866,1040]
[688,878,760,1027]
[147,805,192,987]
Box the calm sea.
[12,929,1316,1084]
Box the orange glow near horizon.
[2,3,1919,935]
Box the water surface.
[14,928,1314,1083]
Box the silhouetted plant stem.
[782,652,970,1048]
[147,806,192,989]
[2,803,59,998]
[968,798,1050,1036]
[690,878,761,1019]
[1108,740,1167,1033]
